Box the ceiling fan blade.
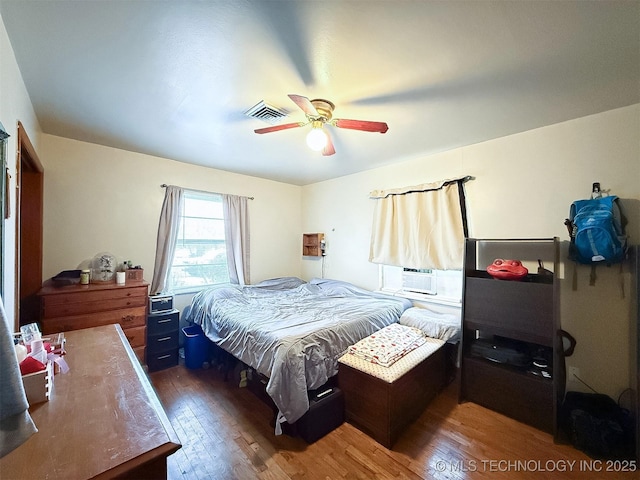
[254,122,305,134]
[322,130,336,156]
[288,94,319,117]
[334,119,389,134]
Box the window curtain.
[369,176,469,270]
[223,194,250,285]
[150,185,184,295]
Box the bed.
[183,277,412,429]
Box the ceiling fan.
[254,94,389,156]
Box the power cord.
[321,255,326,279]
[573,373,598,394]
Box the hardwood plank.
[150,364,636,480]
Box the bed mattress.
[184,278,412,425]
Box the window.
[169,191,230,292]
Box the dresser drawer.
[147,329,179,355]
[44,295,147,318]
[41,306,146,334]
[147,349,179,372]
[122,325,146,348]
[41,284,148,305]
[133,345,146,364]
[147,309,179,335]
[41,286,148,317]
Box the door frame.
[14,121,43,331]
[0,122,9,303]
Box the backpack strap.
[589,264,597,286]
[575,258,626,295]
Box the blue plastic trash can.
[182,324,208,369]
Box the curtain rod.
[161,184,254,200]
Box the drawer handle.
[157,336,172,342]
[158,319,172,324]
[121,315,135,322]
[157,354,171,360]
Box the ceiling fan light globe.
[306,128,328,151]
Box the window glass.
[170,191,230,291]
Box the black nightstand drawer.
[147,349,179,372]
[147,309,179,335]
[147,329,179,354]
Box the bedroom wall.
[301,104,640,401]
[0,11,42,323]
[39,135,303,311]
[3,5,637,404]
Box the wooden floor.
[149,363,637,480]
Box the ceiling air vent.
[244,100,289,125]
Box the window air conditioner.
[401,269,437,295]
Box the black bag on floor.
[561,391,634,459]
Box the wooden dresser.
[0,324,181,479]
[38,280,149,362]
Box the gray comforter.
[184,278,411,425]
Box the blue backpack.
[565,195,627,265]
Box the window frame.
[168,190,230,294]
[378,264,463,306]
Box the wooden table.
[0,324,181,479]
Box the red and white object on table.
[486,259,528,281]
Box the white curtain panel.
[150,185,184,295]
[369,177,468,270]
[223,194,250,285]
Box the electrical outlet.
[568,366,580,380]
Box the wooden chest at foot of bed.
[338,338,447,448]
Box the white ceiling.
[1,0,638,186]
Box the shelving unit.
[303,233,325,257]
[459,238,563,437]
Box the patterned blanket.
[347,323,426,367]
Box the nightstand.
[147,308,180,372]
